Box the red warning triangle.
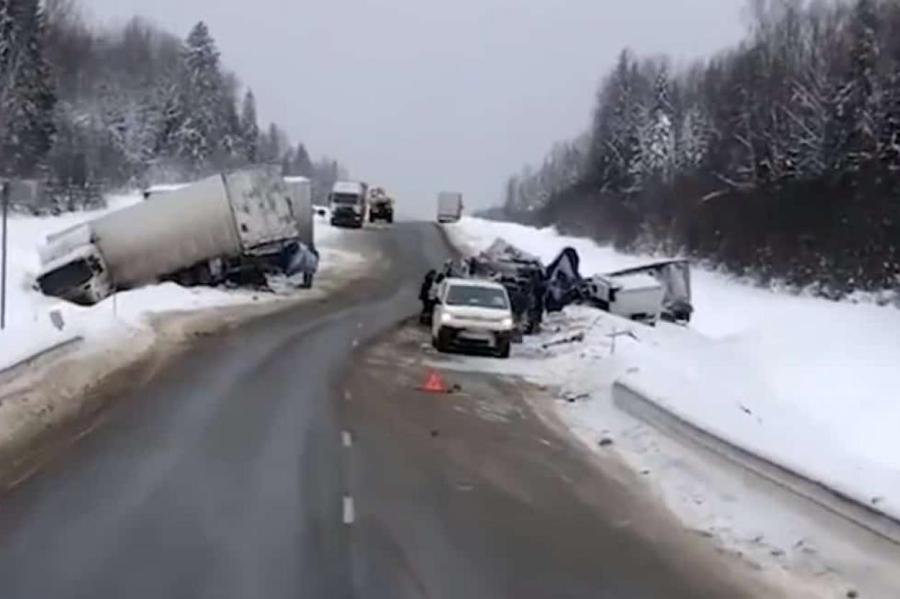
[422,370,448,393]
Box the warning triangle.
[422,370,448,393]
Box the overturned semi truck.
[37,165,313,305]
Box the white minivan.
[432,278,514,358]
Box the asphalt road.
[0,223,772,598]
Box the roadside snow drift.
[443,217,900,522]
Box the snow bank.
[444,217,900,521]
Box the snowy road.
[0,222,791,598]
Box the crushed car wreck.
[419,237,694,346]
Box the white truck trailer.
[37,166,303,305]
[437,192,463,223]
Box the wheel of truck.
[194,263,213,287]
[386,214,394,224]
[496,338,511,359]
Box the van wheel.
[496,338,511,359]
[435,328,452,353]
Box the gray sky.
[85,0,748,217]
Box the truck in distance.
[437,192,463,223]
[368,187,394,224]
[329,181,368,228]
[36,165,305,305]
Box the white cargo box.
[608,273,665,323]
[224,168,297,253]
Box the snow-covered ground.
[0,194,359,373]
[440,217,900,596]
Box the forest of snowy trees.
[503,0,900,295]
[0,0,345,211]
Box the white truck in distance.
[37,166,308,305]
[432,278,514,358]
[437,192,463,223]
[329,181,368,228]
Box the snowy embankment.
[444,217,900,524]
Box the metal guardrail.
[613,379,900,547]
[0,336,85,381]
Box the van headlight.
[500,317,514,328]
[441,312,454,324]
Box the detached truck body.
[37,165,301,305]
[284,176,314,247]
[329,181,368,228]
[437,192,463,223]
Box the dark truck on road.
[368,187,394,223]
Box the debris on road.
[541,332,586,349]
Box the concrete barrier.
[613,379,900,547]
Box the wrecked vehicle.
[607,259,692,323]
[37,165,307,305]
[469,239,545,334]
[582,274,665,324]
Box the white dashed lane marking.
[342,431,353,448]
[343,496,355,525]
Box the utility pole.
[1,180,8,330]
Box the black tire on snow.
[436,328,452,353]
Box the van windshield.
[445,285,509,309]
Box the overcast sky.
[85,0,748,217]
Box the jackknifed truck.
[37,165,311,305]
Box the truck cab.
[37,244,112,306]
[329,181,368,228]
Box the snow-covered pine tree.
[239,89,260,163]
[0,0,56,177]
[292,143,313,177]
[173,21,230,173]
[836,0,880,171]
[677,104,711,172]
[642,63,676,181]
